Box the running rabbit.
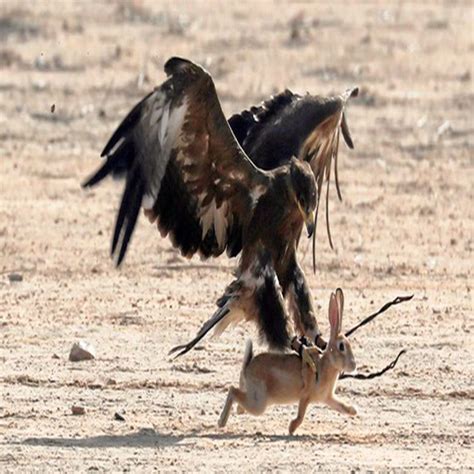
[218,288,357,434]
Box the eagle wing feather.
[83,57,269,265]
[228,86,359,270]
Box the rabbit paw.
[288,421,298,435]
[347,405,358,416]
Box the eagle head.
[289,157,318,237]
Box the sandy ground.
[1,1,473,472]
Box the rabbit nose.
[347,358,356,373]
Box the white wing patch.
[142,97,188,210]
[199,199,229,249]
[213,200,229,249]
[163,98,188,155]
[158,102,170,144]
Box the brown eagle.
[84,57,356,356]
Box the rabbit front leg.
[288,395,310,435]
[326,395,357,416]
[288,360,315,434]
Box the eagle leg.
[286,259,321,342]
[290,336,322,371]
[170,248,292,356]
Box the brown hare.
[218,288,357,434]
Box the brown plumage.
[229,87,359,270]
[84,57,324,355]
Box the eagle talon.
[315,334,327,350]
[302,347,316,372]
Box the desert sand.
[0,1,473,472]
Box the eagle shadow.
[22,428,188,449]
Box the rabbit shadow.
[203,431,369,445]
[21,428,370,449]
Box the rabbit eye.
[338,342,345,352]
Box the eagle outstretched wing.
[83,57,269,265]
[229,87,358,268]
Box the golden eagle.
[84,57,356,356]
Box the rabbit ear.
[328,292,339,341]
[335,288,344,330]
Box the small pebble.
[69,341,96,362]
[114,412,125,421]
[8,273,23,282]
[437,120,452,137]
[72,406,85,415]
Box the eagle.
[83,57,357,357]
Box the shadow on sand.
[22,428,188,449]
[20,428,375,449]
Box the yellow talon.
[302,347,317,372]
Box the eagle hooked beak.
[297,201,315,238]
[305,209,316,238]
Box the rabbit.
[218,288,357,434]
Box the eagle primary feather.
[84,57,322,353]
